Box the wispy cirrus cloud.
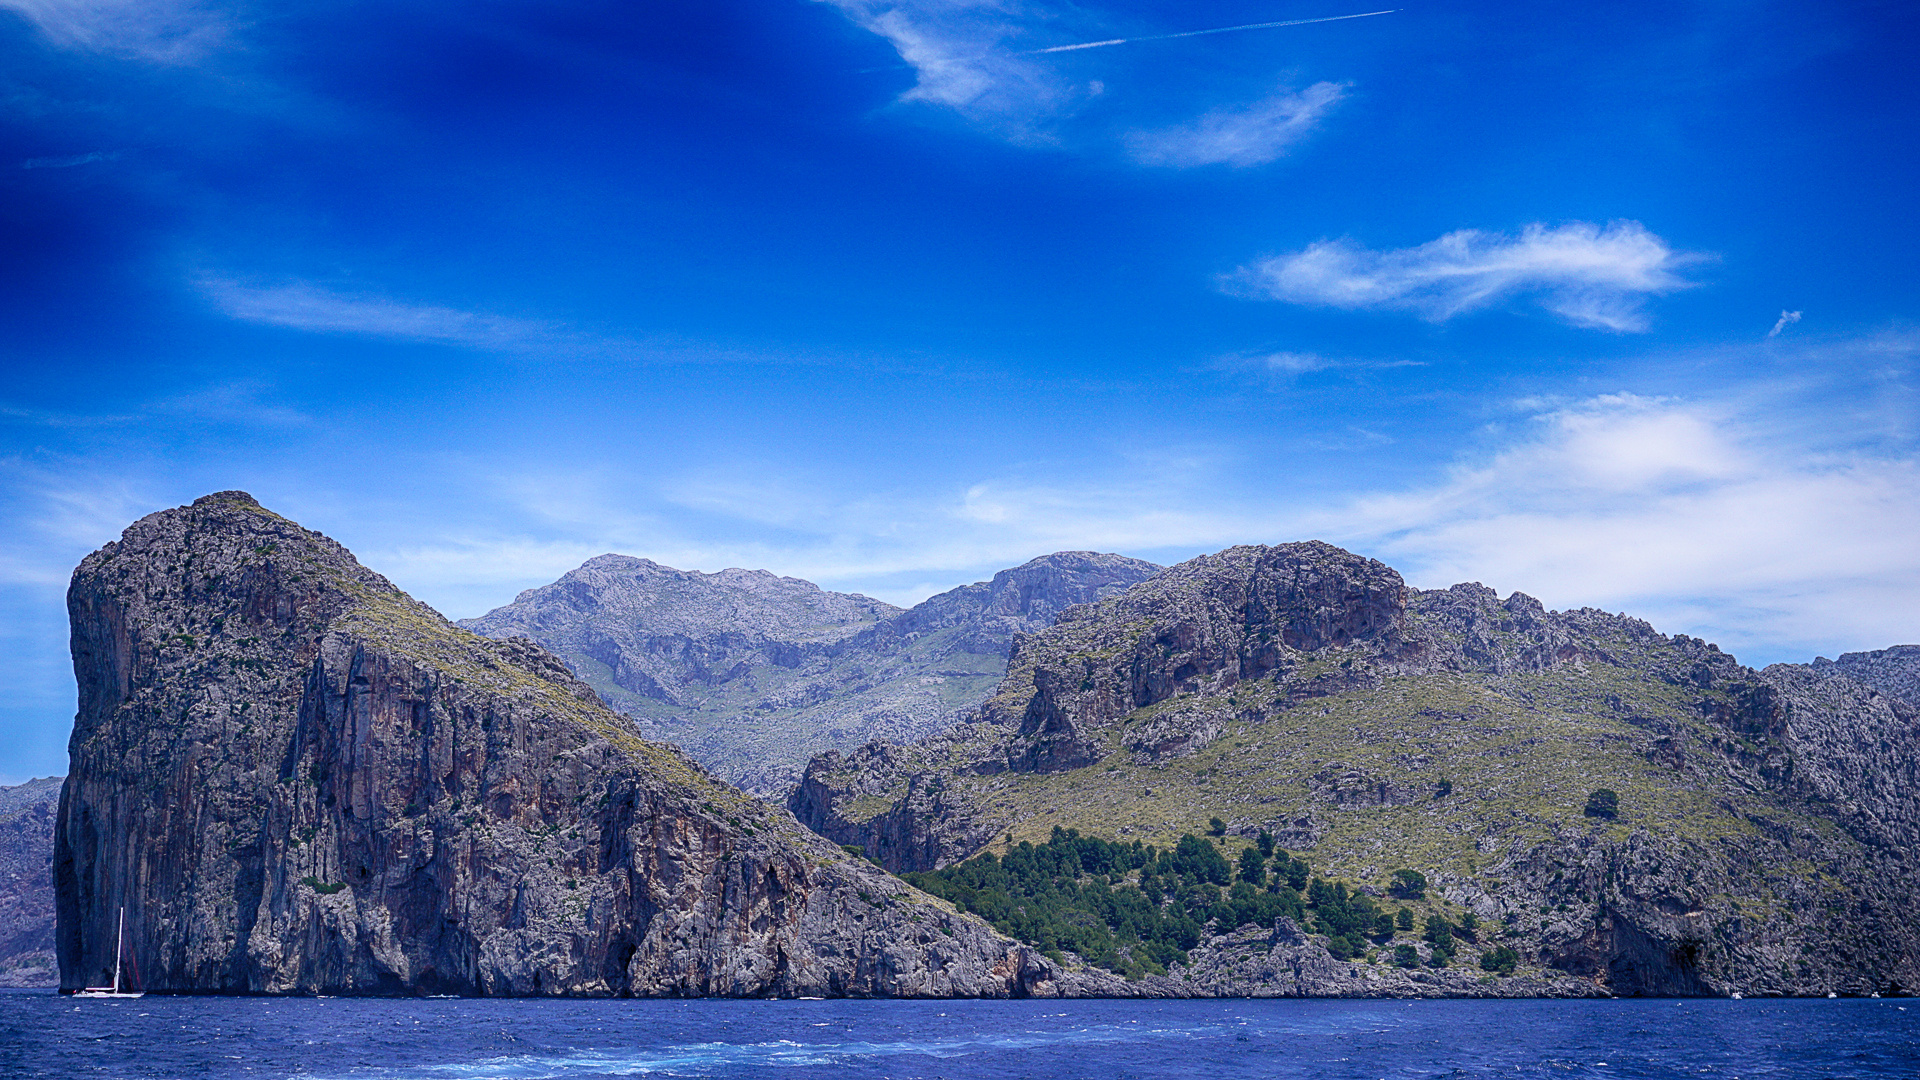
[1216,349,1424,377]
[826,0,1079,136]
[19,150,120,169]
[200,276,866,370]
[825,3,1364,156]
[203,278,555,347]
[1126,81,1348,167]
[1228,220,1703,331]
[0,0,235,62]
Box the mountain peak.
[57,494,1087,997]
[462,550,1160,791]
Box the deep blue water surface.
[3,991,1916,1080]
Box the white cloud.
[1215,350,1426,378]
[19,150,118,169]
[1769,309,1803,338]
[1258,351,1334,374]
[1316,393,1920,660]
[0,459,161,588]
[203,279,555,348]
[1,0,233,63]
[200,276,904,371]
[1229,220,1702,331]
[1126,81,1348,167]
[825,0,1076,136]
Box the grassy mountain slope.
[793,543,1920,996]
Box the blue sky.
[2,0,1916,782]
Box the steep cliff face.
[56,492,1108,998]
[461,550,1159,793]
[793,541,1920,997]
[0,777,60,986]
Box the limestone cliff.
[793,542,1920,997]
[56,492,1108,998]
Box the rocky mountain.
[792,541,1920,997]
[0,776,60,987]
[56,492,1115,998]
[1820,644,1920,708]
[461,551,1160,793]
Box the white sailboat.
[74,907,144,999]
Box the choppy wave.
[366,1020,1234,1078]
[8,992,1916,1080]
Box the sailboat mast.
[112,907,125,993]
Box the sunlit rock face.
[55,491,1100,998]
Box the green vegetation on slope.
[902,826,1467,979]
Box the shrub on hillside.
[1584,789,1620,819]
[1390,868,1428,899]
[1480,945,1520,976]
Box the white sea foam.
[366,1020,1234,1078]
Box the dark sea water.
[4,990,1916,1080]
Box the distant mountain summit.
[459,554,900,706]
[461,551,1161,791]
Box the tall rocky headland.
[55,492,1098,997]
[793,542,1920,997]
[460,551,1160,793]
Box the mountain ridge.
[790,541,1920,997]
[460,550,1161,792]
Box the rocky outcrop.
[1758,661,1920,852]
[853,552,1163,658]
[1822,645,1920,709]
[461,550,1158,793]
[0,777,60,986]
[792,540,1920,997]
[1122,918,1601,998]
[56,492,1119,998]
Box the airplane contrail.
[854,9,1399,74]
[1020,10,1399,55]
